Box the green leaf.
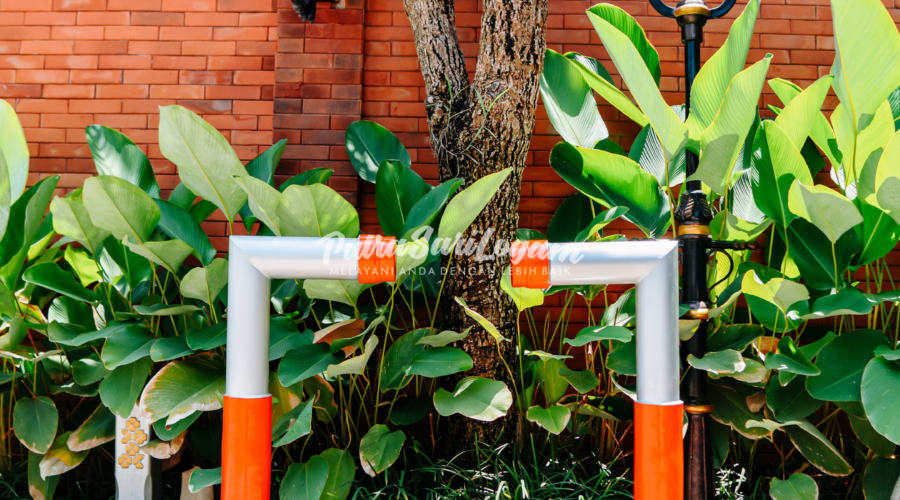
[359,425,405,476]
[547,193,598,243]
[407,347,472,378]
[154,410,200,442]
[741,271,809,313]
[801,288,873,320]
[83,175,160,244]
[377,327,429,390]
[584,4,659,84]
[864,457,900,500]
[67,404,115,451]
[0,176,58,289]
[28,451,59,500]
[606,341,636,376]
[154,198,215,265]
[455,297,507,343]
[437,169,511,248]
[587,10,685,162]
[50,196,110,255]
[150,335,195,362]
[689,350,746,375]
[188,467,221,493]
[279,167,333,192]
[831,0,900,133]
[549,142,670,238]
[14,396,58,454]
[279,343,342,386]
[416,328,469,347]
[389,396,431,426]
[751,121,814,229]
[326,335,378,377]
[123,236,193,274]
[402,178,463,239]
[849,414,896,457]
[101,323,155,369]
[345,120,410,183]
[808,329,887,402]
[318,448,356,500]
[571,57,648,128]
[100,236,152,291]
[434,376,512,422]
[540,49,608,149]
[180,258,228,305]
[186,322,226,351]
[787,182,861,243]
[784,419,853,476]
[100,358,152,418]
[279,183,359,238]
[303,279,372,308]
[526,405,570,435]
[769,474,818,500]
[86,125,159,198]
[23,262,96,303]
[564,325,632,347]
[139,354,225,426]
[766,336,820,377]
[574,207,628,242]
[558,366,599,393]
[767,376,823,422]
[785,218,859,290]
[272,399,312,447]
[0,315,26,351]
[0,100,28,202]
[707,324,764,352]
[233,174,282,236]
[775,76,834,151]
[280,456,328,500]
[159,105,248,222]
[375,160,431,238]
[39,432,88,479]
[770,78,841,167]
[690,55,772,194]
[269,318,309,361]
[64,246,101,286]
[500,266,544,310]
[629,122,686,187]
[709,381,769,439]
[862,356,900,445]
[685,0,760,139]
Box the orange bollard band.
[634,401,684,500]
[510,240,550,289]
[358,234,396,284]
[222,395,272,500]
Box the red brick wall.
[0,0,865,273]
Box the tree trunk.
[403,0,549,457]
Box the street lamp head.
[649,0,737,19]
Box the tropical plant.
[533,0,900,498]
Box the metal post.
[647,1,737,499]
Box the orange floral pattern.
[118,417,146,469]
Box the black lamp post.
[647,1,737,500]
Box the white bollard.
[115,408,160,500]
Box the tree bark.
[403,0,549,457]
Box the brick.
[364,86,417,102]
[161,0,215,10]
[122,98,172,113]
[332,84,360,99]
[107,0,158,7]
[106,26,159,40]
[760,34,816,50]
[69,99,120,113]
[278,39,303,53]
[214,27,268,40]
[16,99,66,113]
[44,55,97,69]
[24,12,76,25]
[71,69,122,83]
[364,26,413,41]
[96,84,148,98]
[184,12,239,26]
[306,38,363,54]
[0,55,43,69]
[0,85,41,98]
[183,41,235,55]
[53,0,106,10]
[178,70,232,84]
[152,55,205,69]
[0,12,23,25]
[760,5,816,18]
[334,54,362,69]
[76,11,129,24]
[231,130,270,144]
[217,0,271,10]
[22,41,75,55]
[205,85,260,99]
[236,41,275,55]
[276,53,331,68]
[240,12,277,26]
[277,23,305,38]
[99,55,151,69]
[93,114,147,128]
[233,70,272,85]
[127,41,181,55]
[178,99,231,114]
[133,12,184,25]
[234,99,272,114]
[41,113,92,128]
[43,85,95,98]
[208,55,261,70]
[149,84,203,99]
[53,26,105,40]
[0,0,52,10]
[74,40,126,54]
[123,69,178,84]
[3,27,50,40]
[302,99,359,115]
[274,98,303,113]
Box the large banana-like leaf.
[585,4,660,84]
[0,152,9,239]
[375,160,431,238]
[770,78,841,167]
[154,199,215,265]
[345,120,410,183]
[139,353,225,426]
[629,121,685,187]
[158,105,248,222]
[123,236,193,274]
[0,176,58,289]
[0,100,29,203]
[233,175,282,236]
[50,195,110,255]
[787,182,862,243]
[865,128,900,212]
[571,57,648,127]
[238,140,286,232]
[750,121,813,229]
[831,0,900,133]
[83,176,160,244]
[540,49,608,149]
[774,75,834,150]
[685,0,760,141]
[691,55,771,194]
[550,142,670,238]
[587,9,686,162]
[278,184,359,238]
[86,125,160,198]
[832,100,893,192]
[437,169,511,247]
